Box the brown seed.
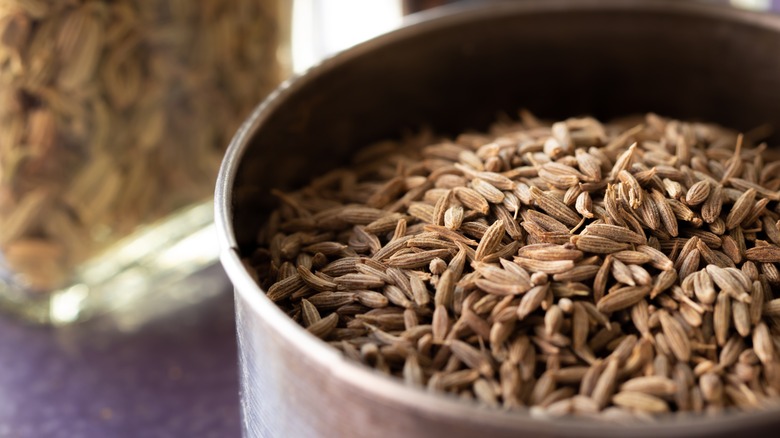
[651,269,677,299]
[472,169,517,191]
[474,278,531,296]
[659,311,691,362]
[444,205,464,230]
[699,373,723,403]
[763,216,780,245]
[611,259,636,286]
[387,249,452,269]
[763,298,780,316]
[435,269,455,310]
[576,191,595,219]
[732,300,751,337]
[522,209,570,234]
[762,262,780,284]
[630,300,651,341]
[266,274,305,302]
[382,284,413,309]
[685,180,711,205]
[431,190,451,226]
[576,148,602,181]
[578,360,606,397]
[610,143,637,180]
[517,244,584,261]
[429,258,448,275]
[513,183,533,205]
[701,184,724,223]
[539,163,582,188]
[307,313,339,339]
[471,178,505,204]
[553,265,601,282]
[743,197,770,228]
[636,245,674,271]
[531,271,548,286]
[612,250,652,265]
[584,223,646,244]
[474,220,505,261]
[693,269,716,305]
[749,280,764,325]
[603,185,625,225]
[717,339,744,374]
[667,199,697,223]
[714,291,731,346]
[746,245,780,263]
[453,186,490,215]
[517,284,549,320]
[592,359,619,409]
[300,299,322,327]
[450,340,493,377]
[664,178,684,199]
[651,189,679,237]
[490,318,515,351]
[544,304,564,337]
[675,237,700,270]
[308,292,356,310]
[513,257,575,275]
[706,264,747,297]
[423,224,479,247]
[408,272,431,307]
[572,235,630,254]
[721,235,742,264]
[335,273,385,290]
[432,305,449,342]
[475,261,527,285]
[612,391,669,413]
[593,255,613,303]
[620,376,677,397]
[618,170,644,209]
[529,186,582,227]
[753,322,775,364]
[372,235,415,261]
[571,302,590,351]
[734,259,754,288]
[726,188,756,229]
[729,177,780,201]
[407,202,435,224]
[297,266,338,292]
[637,193,662,230]
[403,355,424,386]
[356,291,389,309]
[597,286,651,313]
[321,258,361,277]
[677,248,700,281]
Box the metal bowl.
[215,1,780,436]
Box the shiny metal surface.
[216,1,780,437]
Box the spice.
[0,0,284,291]
[246,111,780,418]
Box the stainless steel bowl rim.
[215,1,780,435]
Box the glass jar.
[0,0,291,323]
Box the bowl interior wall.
[231,4,780,252]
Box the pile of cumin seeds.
[0,0,283,291]
[245,111,780,420]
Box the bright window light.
[292,0,404,73]
[730,0,772,10]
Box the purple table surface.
[0,265,241,438]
